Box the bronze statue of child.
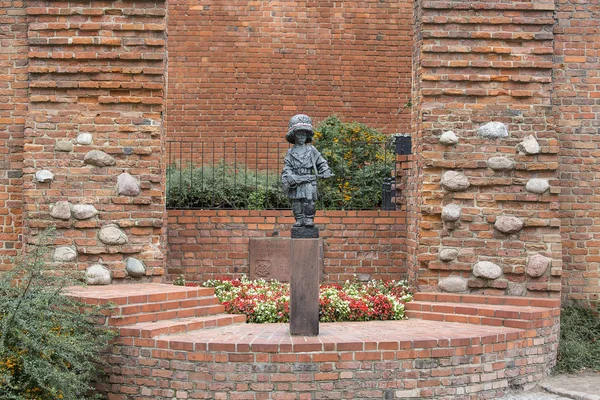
[282,114,333,227]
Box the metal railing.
[166,139,398,210]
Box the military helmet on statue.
[285,114,314,144]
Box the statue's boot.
[304,202,315,227]
[292,202,304,227]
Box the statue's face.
[295,131,308,145]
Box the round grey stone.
[517,135,541,155]
[84,150,116,167]
[35,170,54,183]
[507,282,526,297]
[527,254,551,278]
[77,133,93,145]
[477,121,508,139]
[473,261,503,280]
[439,131,458,146]
[49,201,71,220]
[53,246,77,262]
[126,257,146,278]
[72,204,98,220]
[441,204,462,222]
[487,156,515,171]
[117,173,141,196]
[86,264,111,285]
[525,179,550,194]
[441,171,470,192]
[98,225,128,245]
[438,276,468,293]
[55,140,74,152]
[494,215,524,234]
[439,248,459,262]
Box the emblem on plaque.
[255,260,272,278]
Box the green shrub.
[556,302,600,373]
[166,160,289,209]
[0,229,116,400]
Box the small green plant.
[556,301,600,373]
[172,274,186,286]
[0,228,116,400]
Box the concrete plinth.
[290,238,320,336]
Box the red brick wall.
[410,0,561,297]
[556,0,600,302]
[167,210,407,283]
[23,1,167,279]
[0,1,26,271]
[166,0,413,143]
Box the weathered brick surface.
[167,210,407,283]
[0,1,26,271]
[555,0,600,302]
[23,1,167,278]
[166,0,413,142]
[409,0,561,297]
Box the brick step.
[118,314,247,338]
[413,292,560,309]
[67,283,216,307]
[405,301,553,329]
[108,303,226,327]
[111,295,221,317]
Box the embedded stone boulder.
[77,133,93,145]
[494,215,524,234]
[527,254,551,278]
[441,204,461,222]
[507,282,526,296]
[35,170,54,183]
[55,140,74,152]
[84,150,116,167]
[472,261,502,280]
[477,122,508,139]
[117,173,141,196]
[439,131,458,146]
[517,135,541,155]
[50,201,71,220]
[439,248,459,262]
[53,246,77,262]
[98,225,128,245]
[126,257,146,278]
[72,204,98,220]
[487,156,515,171]
[525,179,550,194]
[438,276,468,293]
[86,264,111,285]
[441,171,470,192]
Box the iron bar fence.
[166,139,399,210]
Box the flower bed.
[189,277,413,323]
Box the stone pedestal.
[291,226,319,238]
[290,238,320,336]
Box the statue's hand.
[322,171,334,179]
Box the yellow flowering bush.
[314,116,394,209]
